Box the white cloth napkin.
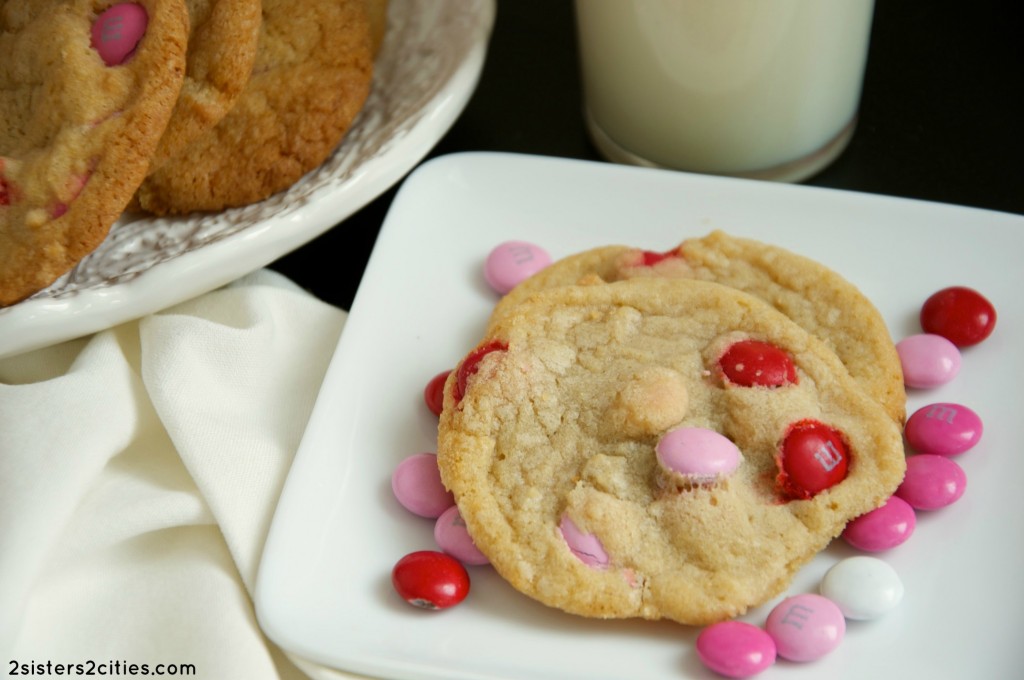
[0,270,367,680]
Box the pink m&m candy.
[842,496,916,552]
[391,453,455,518]
[896,333,961,388]
[896,454,967,510]
[484,241,551,294]
[91,4,149,66]
[905,402,982,456]
[765,593,845,662]
[434,505,489,565]
[559,514,610,568]
[656,427,741,483]
[696,621,776,678]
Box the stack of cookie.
[436,231,907,626]
[0,0,383,306]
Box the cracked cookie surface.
[146,0,262,171]
[135,0,373,213]
[488,230,906,424]
[439,278,904,625]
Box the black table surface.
[271,0,1024,311]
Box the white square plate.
[256,152,1024,680]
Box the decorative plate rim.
[0,0,496,360]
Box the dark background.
[272,0,1024,311]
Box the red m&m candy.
[392,550,470,610]
[0,158,14,206]
[719,340,798,388]
[423,370,451,417]
[920,286,996,347]
[638,249,680,266]
[777,420,849,499]
[453,340,507,404]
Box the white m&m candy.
[820,556,904,620]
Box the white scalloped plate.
[0,0,495,359]
[257,152,1024,680]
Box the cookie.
[134,0,373,214]
[0,0,188,306]
[146,0,262,171]
[438,278,905,626]
[366,0,388,56]
[489,230,906,423]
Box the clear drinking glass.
[574,0,876,182]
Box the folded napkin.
[1,270,366,680]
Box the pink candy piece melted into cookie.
[656,427,740,483]
[91,3,149,66]
[559,514,609,568]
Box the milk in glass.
[575,0,875,181]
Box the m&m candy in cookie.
[90,3,150,66]
[1,0,189,305]
[487,230,906,424]
[437,278,904,625]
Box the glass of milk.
[574,0,876,182]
